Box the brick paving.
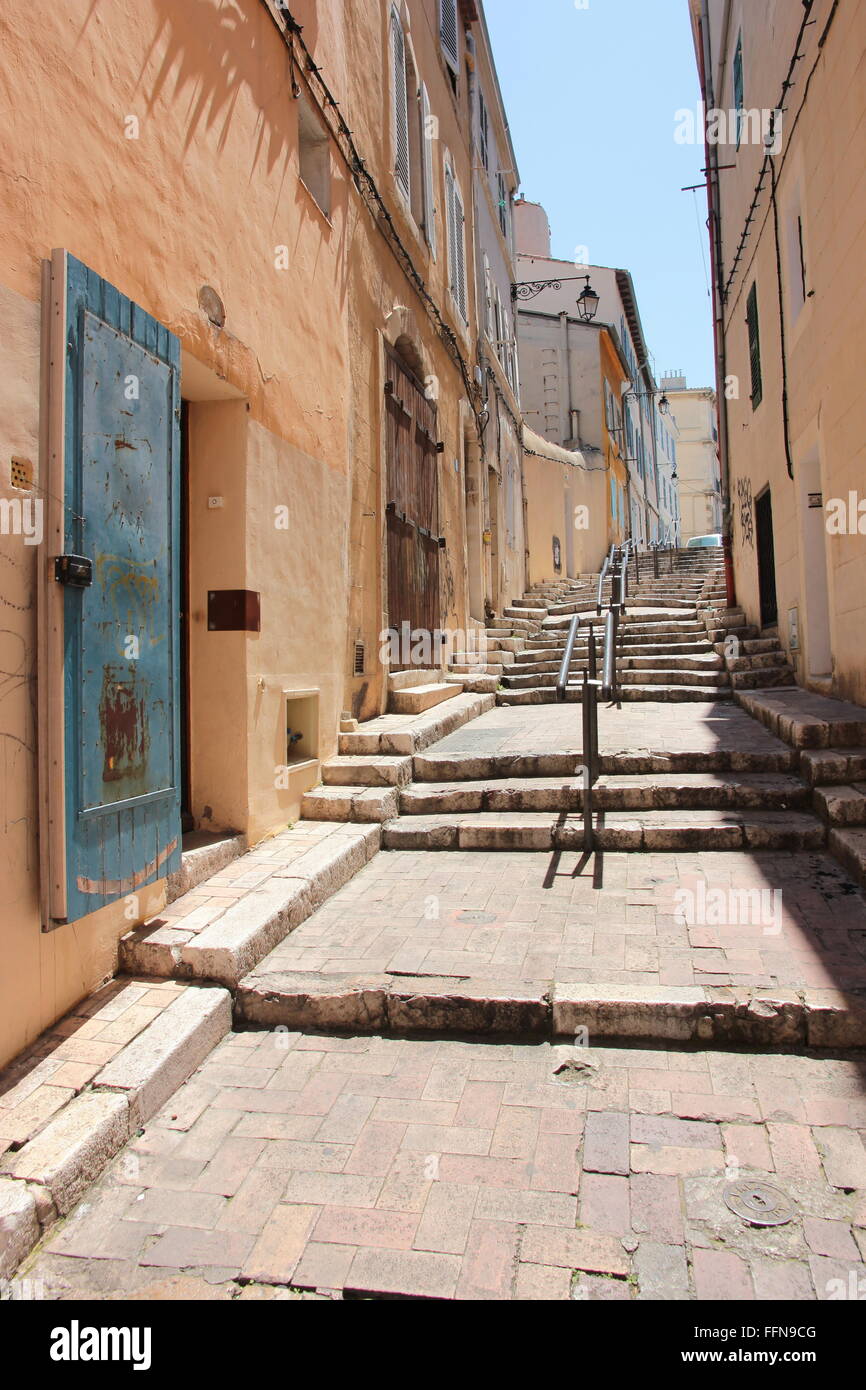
[245,848,866,994]
[13,1030,866,1301]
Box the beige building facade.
[660,375,721,542]
[690,0,866,700]
[0,0,520,1067]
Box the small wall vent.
[353,642,366,676]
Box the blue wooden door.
[56,254,182,924]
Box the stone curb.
[177,824,381,987]
[0,984,233,1278]
[0,1177,39,1280]
[234,976,866,1049]
[0,1091,129,1221]
[92,985,232,1128]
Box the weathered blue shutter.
[54,253,182,925]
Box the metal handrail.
[556,613,582,703]
[596,545,615,616]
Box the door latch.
[54,554,93,587]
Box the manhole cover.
[455,910,498,925]
[723,1180,795,1227]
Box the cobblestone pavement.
[429,701,792,760]
[247,849,866,995]
[13,1030,866,1301]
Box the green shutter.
[746,282,763,409]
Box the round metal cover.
[723,1180,795,1227]
[456,910,498,925]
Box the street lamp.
[511,274,600,323]
[658,394,670,416]
[576,276,600,323]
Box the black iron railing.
[557,541,632,852]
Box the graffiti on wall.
[737,477,754,548]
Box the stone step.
[727,650,787,672]
[742,638,781,655]
[507,655,722,678]
[381,810,825,853]
[322,755,413,787]
[498,683,733,704]
[387,668,440,691]
[501,669,730,691]
[503,607,547,621]
[443,674,500,694]
[412,747,796,780]
[488,616,539,633]
[828,828,866,892]
[302,785,399,822]
[736,690,866,751]
[728,666,797,690]
[235,975,862,1046]
[813,783,866,826]
[799,748,866,787]
[388,682,461,715]
[399,773,809,816]
[338,692,495,756]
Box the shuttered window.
[746,281,763,408]
[452,180,467,322]
[497,171,509,241]
[733,33,744,150]
[391,10,410,200]
[420,83,436,254]
[478,91,489,171]
[440,0,460,73]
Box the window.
[420,84,436,253]
[746,281,763,408]
[440,0,460,74]
[391,10,410,200]
[445,162,468,322]
[478,91,489,171]
[298,94,331,216]
[733,33,744,150]
[497,171,510,243]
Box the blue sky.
[485,0,716,388]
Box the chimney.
[514,198,551,257]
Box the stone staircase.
[489,548,733,704]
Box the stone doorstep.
[0,984,231,1275]
[166,832,247,906]
[381,811,826,853]
[235,974,866,1049]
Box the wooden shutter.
[391,11,410,199]
[420,83,436,253]
[445,164,458,300]
[42,252,182,926]
[746,281,763,408]
[478,91,489,170]
[440,0,459,73]
[452,179,467,322]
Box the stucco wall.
[0,0,491,1065]
[701,0,866,699]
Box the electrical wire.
[261,2,484,436]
